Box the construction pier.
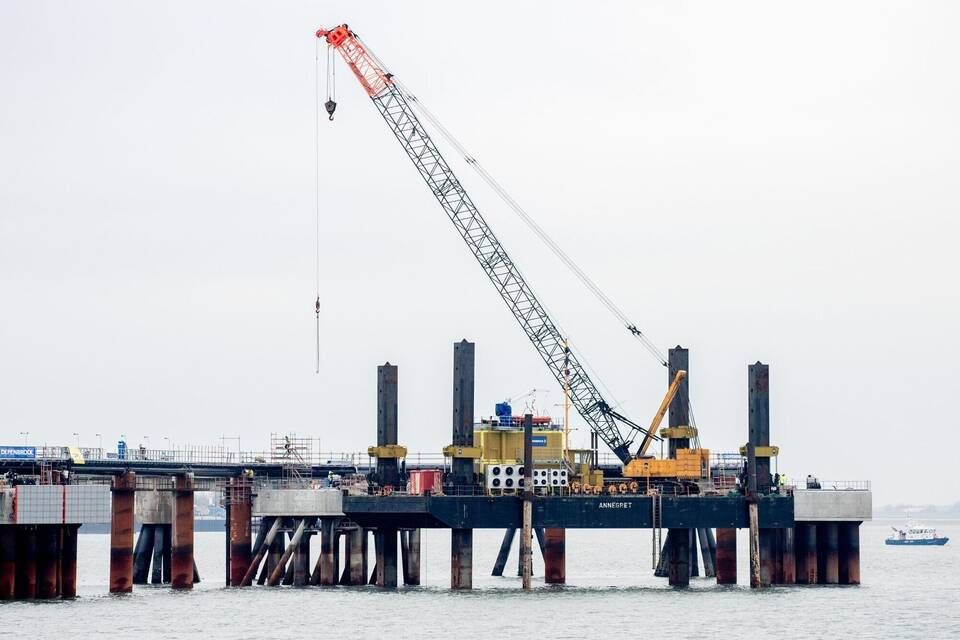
[0,341,870,599]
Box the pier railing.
[787,479,871,491]
[28,446,455,469]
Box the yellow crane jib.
[637,369,687,457]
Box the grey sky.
[1,2,957,505]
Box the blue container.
[495,402,512,426]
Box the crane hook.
[325,99,337,121]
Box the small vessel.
[886,523,949,546]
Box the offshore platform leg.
[492,529,515,577]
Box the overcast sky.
[2,2,957,505]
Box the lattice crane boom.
[317,24,653,465]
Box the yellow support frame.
[660,426,698,439]
[738,445,779,457]
[367,445,408,459]
[442,445,483,459]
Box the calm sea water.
[2,521,958,639]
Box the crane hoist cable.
[325,44,337,120]
[314,39,322,373]
[396,83,668,368]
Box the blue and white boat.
[886,523,949,546]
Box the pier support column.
[132,524,155,584]
[689,529,700,577]
[491,529,515,577]
[37,524,60,598]
[796,523,817,584]
[748,362,772,494]
[170,474,194,590]
[543,528,566,584]
[263,527,283,585]
[451,528,473,589]
[667,347,691,457]
[109,471,136,594]
[344,527,368,585]
[668,528,690,587]
[771,528,784,584]
[151,524,166,584]
[706,528,718,577]
[294,529,312,587]
[839,522,860,585]
[244,516,279,587]
[268,519,306,586]
[227,478,252,586]
[781,527,796,584]
[450,340,476,489]
[715,528,737,584]
[0,525,15,599]
[375,528,398,588]
[698,528,716,578]
[521,413,534,590]
[748,503,761,588]
[15,526,37,599]
[376,364,400,489]
[61,524,79,598]
[320,518,340,586]
[162,524,172,583]
[401,529,420,586]
[758,528,775,587]
[818,522,840,584]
